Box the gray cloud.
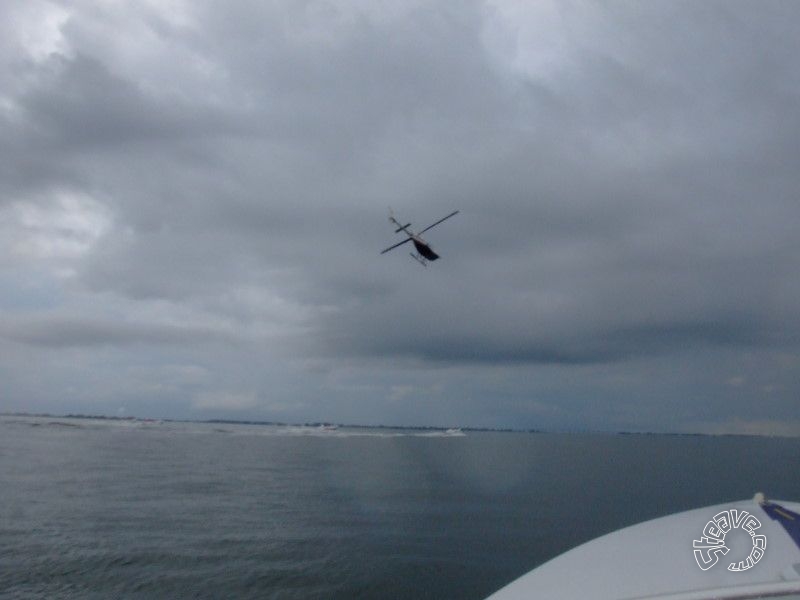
[0,314,234,348]
[1,0,799,432]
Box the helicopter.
[380,208,459,266]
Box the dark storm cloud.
[323,317,775,366]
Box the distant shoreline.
[1,411,783,438]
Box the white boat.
[487,493,800,599]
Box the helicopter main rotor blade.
[380,237,414,254]
[417,210,459,235]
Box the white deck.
[488,496,800,600]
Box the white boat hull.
[487,494,800,599]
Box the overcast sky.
[2,0,799,434]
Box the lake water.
[2,416,799,599]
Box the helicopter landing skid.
[410,252,428,267]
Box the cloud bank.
[2,0,799,433]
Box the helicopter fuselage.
[412,237,439,261]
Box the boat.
[487,493,800,599]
